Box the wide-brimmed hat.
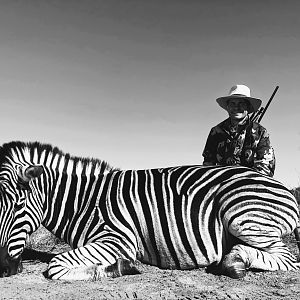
[216,84,262,113]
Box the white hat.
[216,84,262,113]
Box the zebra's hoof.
[105,258,139,277]
[221,254,247,279]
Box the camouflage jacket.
[202,117,276,177]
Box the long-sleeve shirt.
[202,117,276,177]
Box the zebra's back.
[101,165,298,270]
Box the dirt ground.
[0,227,299,300]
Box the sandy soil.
[0,227,299,300]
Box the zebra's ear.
[23,165,44,182]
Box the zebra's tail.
[294,225,300,256]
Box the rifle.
[250,85,279,123]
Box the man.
[202,84,275,177]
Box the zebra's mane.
[0,141,119,174]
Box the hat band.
[230,94,248,97]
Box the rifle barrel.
[257,86,279,123]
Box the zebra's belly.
[137,243,222,270]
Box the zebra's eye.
[16,180,32,192]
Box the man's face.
[226,98,249,121]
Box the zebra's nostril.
[0,260,22,277]
[0,246,23,277]
[0,267,9,277]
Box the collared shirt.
[202,117,276,177]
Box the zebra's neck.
[1,141,118,246]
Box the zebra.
[0,141,299,280]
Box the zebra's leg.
[46,240,139,280]
[222,217,300,278]
[222,241,300,278]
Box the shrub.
[291,187,300,205]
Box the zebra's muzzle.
[0,246,23,277]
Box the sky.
[0,0,300,188]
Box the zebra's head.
[0,160,44,277]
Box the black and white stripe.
[0,141,299,280]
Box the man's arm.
[253,127,276,177]
[202,128,218,165]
